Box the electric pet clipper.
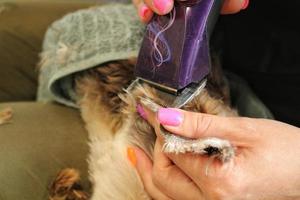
[129,0,235,163]
[133,0,223,107]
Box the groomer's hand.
[131,107,300,200]
[133,0,249,23]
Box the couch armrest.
[0,1,95,102]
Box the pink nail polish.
[242,0,249,10]
[153,0,172,14]
[158,108,183,126]
[137,104,147,120]
[139,4,150,19]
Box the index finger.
[152,139,204,200]
[137,103,165,141]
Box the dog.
[48,51,237,200]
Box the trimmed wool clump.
[48,168,88,200]
[0,107,13,125]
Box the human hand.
[131,107,300,200]
[132,0,249,23]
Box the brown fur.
[0,107,13,125]
[48,168,89,200]
[49,56,237,199]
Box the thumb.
[157,108,257,144]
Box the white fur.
[85,114,150,200]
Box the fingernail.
[242,0,249,10]
[139,4,151,20]
[153,0,172,14]
[158,108,183,126]
[137,104,147,120]
[127,147,137,167]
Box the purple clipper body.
[135,0,222,94]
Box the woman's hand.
[132,0,249,23]
[130,107,300,200]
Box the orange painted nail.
[127,147,137,167]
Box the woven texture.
[38,4,145,107]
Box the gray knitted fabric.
[38,4,145,107]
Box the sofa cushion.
[0,102,90,200]
[0,1,95,102]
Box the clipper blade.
[127,78,207,108]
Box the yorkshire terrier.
[47,49,238,200]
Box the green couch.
[0,1,98,199]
